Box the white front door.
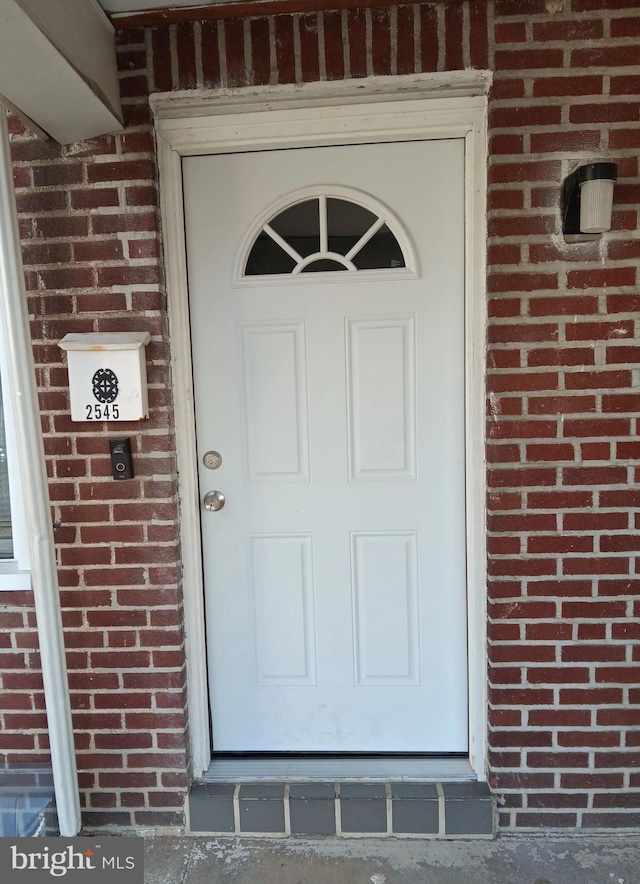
[183,138,468,753]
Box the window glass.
[245,231,297,276]
[352,224,406,270]
[243,194,408,277]
[301,260,348,273]
[269,199,320,258]
[326,198,377,256]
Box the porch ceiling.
[99,0,234,11]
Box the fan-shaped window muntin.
[242,192,415,280]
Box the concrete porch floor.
[144,834,640,884]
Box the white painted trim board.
[153,73,490,781]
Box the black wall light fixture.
[562,162,618,236]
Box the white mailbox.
[59,332,151,422]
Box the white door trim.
[153,72,491,780]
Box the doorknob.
[203,490,226,511]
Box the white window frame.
[238,185,418,284]
[0,326,30,590]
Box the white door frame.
[152,71,491,780]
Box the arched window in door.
[241,190,417,279]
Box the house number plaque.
[59,332,151,422]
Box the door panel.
[183,139,468,752]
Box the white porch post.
[0,111,81,836]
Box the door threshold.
[203,754,476,782]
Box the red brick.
[469,0,488,68]
[275,16,297,84]
[596,667,640,684]
[527,793,590,810]
[201,21,221,86]
[489,272,557,293]
[578,438,611,461]
[528,396,594,415]
[493,730,553,748]
[607,346,640,364]
[125,185,157,207]
[531,130,602,153]
[563,418,630,438]
[528,348,594,368]
[527,491,593,509]
[530,709,591,727]
[87,160,154,184]
[607,293,640,313]
[489,298,522,318]
[563,558,630,577]
[492,645,556,665]
[571,46,640,68]
[490,189,525,210]
[84,568,145,587]
[562,644,626,663]
[489,421,558,443]
[323,10,344,80]
[32,164,83,187]
[491,688,554,707]
[489,467,556,488]
[396,5,416,76]
[533,19,603,41]
[35,216,88,238]
[97,266,160,287]
[528,535,593,555]
[489,215,556,237]
[532,75,603,97]
[347,7,366,78]
[595,753,640,770]
[487,443,521,464]
[495,22,527,43]
[603,394,640,413]
[611,16,640,38]
[74,241,123,262]
[494,49,564,70]
[420,4,438,73]
[563,467,627,485]
[15,191,67,214]
[71,188,119,209]
[489,396,523,416]
[176,22,196,89]
[527,752,589,769]
[610,75,640,96]
[527,444,575,462]
[151,27,172,91]
[491,600,557,620]
[489,373,558,394]
[566,321,634,342]
[489,133,527,155]
[565,370,632,390]
[299,14,319,83]
[601,490,640,508]
[490,105,562,128]
[371,8,392,75]
[565,512,628,531]
[530,295,598,317]
[92,213,156,235]
[489,324,558,344]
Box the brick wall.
[3,60,187,829]
[0,0,638,832]
[486,0,640,831]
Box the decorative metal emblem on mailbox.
[59,332,151,422]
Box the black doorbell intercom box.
[109,438,134,480]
